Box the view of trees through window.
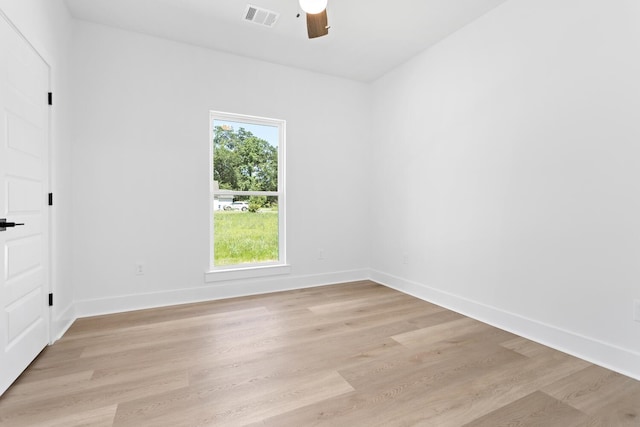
[211,115,282,267]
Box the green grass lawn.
[214,210,279,266]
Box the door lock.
[0,219,25,232]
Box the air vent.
[244,4,279,28]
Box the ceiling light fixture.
[299,0,327,14]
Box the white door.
[0,12,50,396]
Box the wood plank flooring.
[0,280,639,426]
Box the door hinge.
[48,293,53,307]
[48,193,53,206]
[48,92,52,106]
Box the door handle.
[0,218,25,232]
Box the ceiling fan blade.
[306,9,329,39]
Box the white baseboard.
[50,303,76,343]
[74,268,369,318]
[370,269,640,381]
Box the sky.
[213,119,279,147]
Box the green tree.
[212,126,277,192]
[248,196,266,213]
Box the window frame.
[207,111,288,279]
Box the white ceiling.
[64,0,509,82]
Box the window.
[209,111,286,276]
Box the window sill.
[205,264,291,283]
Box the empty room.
[1,0,639,425]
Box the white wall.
[371,0,640,379]
[70,21,371,314]
[0,0,75,340]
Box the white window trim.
[205,264,291,282]
[206,111,287,281]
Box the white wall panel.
[69,22,371,304]
[371,0,640,378]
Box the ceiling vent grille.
[244,5,279,28]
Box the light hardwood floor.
[0,281,639,426]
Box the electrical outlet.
[135,263,145,275]
[318,249,325,260]
[402,253,409,265]
[634,300,640,322]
